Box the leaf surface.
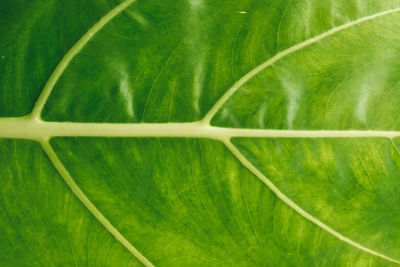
[1,0,400,266]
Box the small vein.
[223,138,400,264]
[141,40,183,121]
[391,139,400,156]
[201,7,400,124]
[30,0,137,119]
[275,2,290,52]
[40,140,154,267]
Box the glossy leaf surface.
[1,0,400,266]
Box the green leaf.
[0,139,141,266]
[1,0,400,266]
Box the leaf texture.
[1,0,400,266]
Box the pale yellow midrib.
[3,118,400,264]
[2,3,400,266]
[1,118,400,140]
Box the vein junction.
[1,117,400,140]
[2,3,400,266]
[3,0,154,266]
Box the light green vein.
[30,0,136,119]
[202,7,400,124]
[27,0,154,264]
[223,138,400,264]
[40,140,154,267]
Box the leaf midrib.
[2,2,400,265]
[3,118,400,140]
